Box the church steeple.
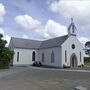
[68,18,76,37]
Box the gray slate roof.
[40,35,68,49]
[9,37,42,49]
[9,35,68,49]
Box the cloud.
[0,28,11,46]
[15,14,42,29]
[35,19,67,39]
[0,28,5,35]
[78,37,89,45]
[49,0,90,28]
[4,35,11,46]
[22,34,29,39]
[14,14,89,45]
[0,3,6,22]
[0,3,10,46]
[15,14,67,40]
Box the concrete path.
[0,66,28,78]
[30,66,90,73]
[0,66,89,90]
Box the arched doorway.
[70,53,77,67]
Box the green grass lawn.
[84,57,90,66]
[84,62,90,66]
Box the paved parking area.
[0,66,27,78]
[0,66,90,90]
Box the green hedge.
[0,60,10,69]
[0,34,14,69]
[84,57,90,62]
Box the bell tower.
[68,18,76,37]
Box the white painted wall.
[13,48,38,65]
[61,36,84,67]
[11,35,84,68]
[38,47,62,67]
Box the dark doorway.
[70,53,77,67]
[32,51,35,61]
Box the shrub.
[84,57,90,62]
[63,64,70,68]
[0,34,14,69]
[78,64,84,67]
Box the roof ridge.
[11,37,42,42]
[11,35,68,42]
[10,35,68,49]
[39,35,68,49]
[43,35,68,42]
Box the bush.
[84,57,90,62]
[78,64,84,67]
[0,34,14,69]
[63,64,70,68]
[0,48,14,69]
[0,61,9,69]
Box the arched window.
[17,52,19,62]
[51,51,55,63]
[80,52,81,62]
[32,51,35,61]
[42,52,44,62]
[65,50,67,62]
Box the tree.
[85,41,90,57]
[0,33,13,69]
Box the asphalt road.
[0,66,90,90]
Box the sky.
[0,0,90,46]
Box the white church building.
[9,20,84,68]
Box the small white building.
[9,20,84,68]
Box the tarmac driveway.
[0,66,90,90]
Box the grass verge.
[84,62,90,66]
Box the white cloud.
[0,28,11,46]
[0,28,5,35]
[0,4,7,43]
[45,20,67,37]
[78,37,89,44]
[15,14,42,29]
[35,19,67,39]
[0,3,6,22]
[15,14,67,40]
[49,0,90,43]
[49,0,90,27]
[4,35,11,46]
[22,34,29,39]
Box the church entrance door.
[70,53,77,67]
